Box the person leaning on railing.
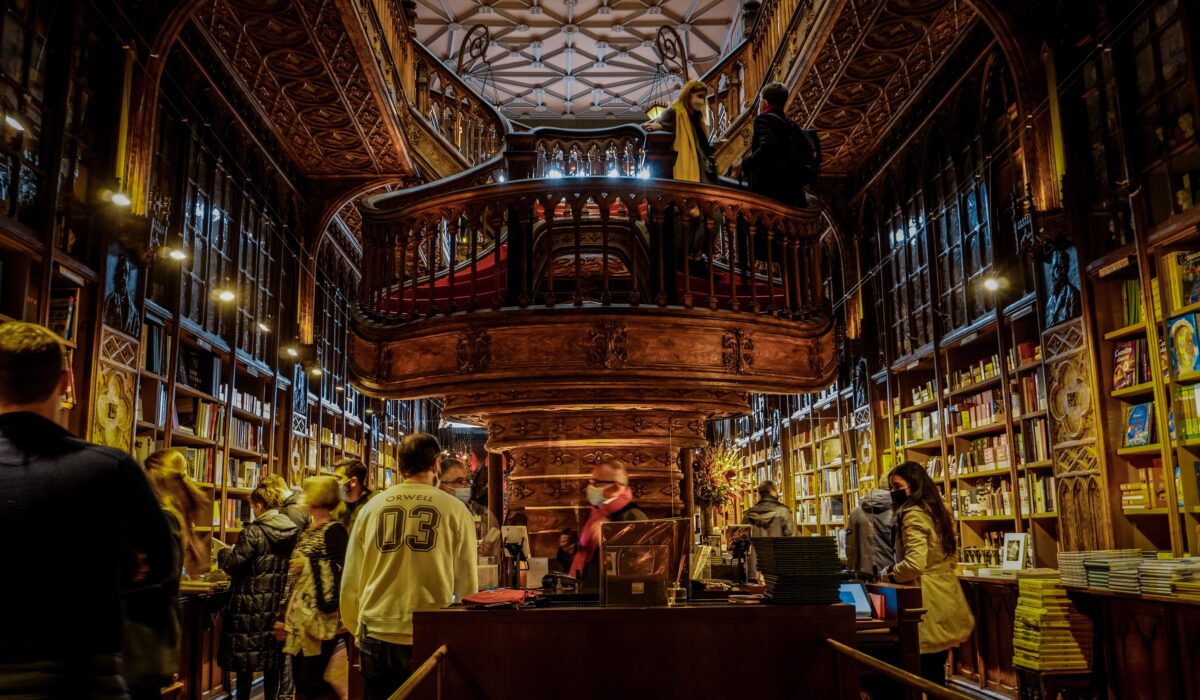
[642,80,718,184]
[643,81,720,263]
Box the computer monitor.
[838,581,874,620]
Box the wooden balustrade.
[411,41,508,166]
[357,172,829,326]
[699,0,818,144]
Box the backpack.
[768,111,821,188]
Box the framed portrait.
[1002,533,1028,571]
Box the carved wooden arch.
[124,0,211,216]
[960,0,1038,117]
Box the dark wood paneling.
[413,604,860,699]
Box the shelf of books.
[1005,296,1057,567]
[1092,255,1180,554]
[132,310,290,545]
[1148,243,1200,554]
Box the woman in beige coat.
[883,461,975,686]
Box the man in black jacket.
[0,322,173,698]
[733,81,815,208]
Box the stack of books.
[1109,564,1142,594]
[1013,570,1093,672]
[1084,555,1142,590]
[1057,551,1088,587]
[1168,560,1200,601]
[1139,558,1200,595]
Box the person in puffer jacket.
[742,481,796,579]
[218,484,300,699]
[846,488,896,579]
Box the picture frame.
[1002,532,1028,571]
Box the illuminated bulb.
[111,191,132,207]
[167,248,187,261]
[217,289,235,302]
[4,115,23,131]
[335,384,345,392]
[257,321,271,333]
[285,347,299,357]
[983,277,1000,292]
[311,367,323,376]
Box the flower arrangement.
[694,441,745,509]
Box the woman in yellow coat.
[883,461,975,686]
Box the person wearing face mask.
[569,459,648,591]
[438,457,487,518]
[880,461,974,687]
[332,458,375,534]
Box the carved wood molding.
[191,0,412,177]
[785,0,978,176]
[586,320,630,369]
[722,328,755,374]
[455,328,493,373]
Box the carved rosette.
[586,320,629,369]
[456,328,492,372]
[722,328,754,374]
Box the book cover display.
[1124,403,1154,447]
[1169,314,1200,374]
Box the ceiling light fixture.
[165,247,187,261]
[311,367,323,377]
[111,191,132,207]
[216,288,236,302]
[983,276,1002,292]
[4,114,24,131]
[285,346,299,358]
[257,321,271,333]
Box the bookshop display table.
[412,603,860,699]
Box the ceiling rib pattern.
[785,0,977,175]
[413,0,745,120]
[193,0,411,176]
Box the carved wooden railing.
[354,0,510,171]
[700,0,823,158]
[357,127,829,328]
[410,39,508,167]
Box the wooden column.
[487,450,504,527]
[681,447,697,540]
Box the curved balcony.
[348,125,837,552]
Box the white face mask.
[586,485,607,506]
[338,481,351,502]
[453,487,471,503]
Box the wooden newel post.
[681,447,697,542]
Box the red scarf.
[569,488,634,579]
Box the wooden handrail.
[388,643,449,700]
[824,638,974,700]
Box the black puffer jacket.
[280,491,309,533]
[217,510,299,672]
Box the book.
[1170,314,1200,374]
[1124,403,1154,447]
[1112,341,1138,390]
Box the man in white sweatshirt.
[341,433,479,700]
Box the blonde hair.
[144,449,210,574]
[144,449,208,526]
[251,483,283,510]
[672,80,711,128]
[303,476,340,510]
[260,473,293,503]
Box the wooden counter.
[412,603,860,699]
